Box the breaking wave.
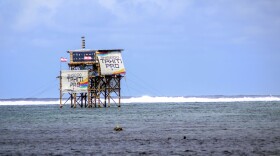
[0,100,61,106]
[122,96,280,103]
[0,96,280,105]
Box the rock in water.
[114,125,123,131]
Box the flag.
[60,57,67,62]
[84,56,92,61]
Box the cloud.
[8,0,280,44]
[11,0,191,32]
[13,0,62,31]
[97,0,191,22]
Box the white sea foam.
[0,100,61,106]
[0,96,280,105]
[122,96,280,103]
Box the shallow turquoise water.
[0,102,280,155]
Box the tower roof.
[67,49,124,53]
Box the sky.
[0,0,280,98]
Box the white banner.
[97,51,126,75]
[61,70,88,93]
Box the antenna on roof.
[81,36,85,49]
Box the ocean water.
[0,97,280,155]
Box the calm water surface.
[0,102,280,155]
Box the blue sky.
[0,0,280,98]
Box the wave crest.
[0,96,280,105]
[123,96,280,103]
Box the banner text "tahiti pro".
[97,51,125,75]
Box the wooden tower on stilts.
[59,37,125,108]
